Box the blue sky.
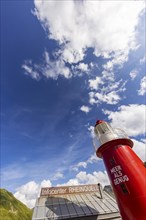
[1,1,146,208]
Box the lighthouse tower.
[93,120,146,220]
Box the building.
[32,184,121,220]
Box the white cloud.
[138,76,146,95]
[14,180,52,208]
[70,62,93,76]
[34,1,144,64]
[96,52,128,106]
[52,172,64,181]
[88,125,95,138]
[58,170,109,187]
[77,162,87,168]
[87,153,101,164]
[44,51,72,79]
[40,179,52,188]
[103,104,146,137]
[89,76,103,90]
[71,152,101,172]
[22,51,72,80]
[89,90,121,105]
[61,47,85,64]
[132,138,146,162]
[129,69,138,80]
[77,63,88,72]
[23,1,144,81]
[58,179,79,187]
[140,55,146,64]
[22,52,92,80]
[72,161,87,172]
[103,51,129,72]
[22,62,40,80]
[14,169,109,208]
[80,105,91,113]
[76,171,110,186]
[74,62,89,73]
[87,154,96,163]
[89,92,98,105]
[108,80,126,93]
[95,91,121,105]
[101,70,114,81]
[88,73,127,105]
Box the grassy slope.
[0,189,32,220]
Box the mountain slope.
[0,189,32,220]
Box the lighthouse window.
[109,158,116,166]
[101,123,109,133]
[120,183,129,194]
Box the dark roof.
[32,184,121,220]
[103,185,115,199]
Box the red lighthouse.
[93,120,146,220]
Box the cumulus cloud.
[72,162,87,172]
[89,90,121,105]
[87,154,100,164]
[58,170,109,187]
[70,62,90,77]
[22,1,144,80]
[88,125,95,138]
[22,54,94,80]
[89,77,103,90]
[103,104,146,137]
[95,91,121,105]
[88,72,127,105]
[103,51,129,72]
[132,138,146,162]
[80,105,91,113]
[89,92,97,105]
[22,61,40,80]
[138,76,146,95]
[129,69,138,80]
[76,171,110,186]
[71,153,100,172]
[140,55,146,64]
[34,0,144,63]
[14,180,52,208]
[52,172,64,181]
[22,51,72,80]
[14,169,109,208]
[58,178,79,187]
[75,62,89,72]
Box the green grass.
[0,189,32,220]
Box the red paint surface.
[95,120,104,126]
[97,139,146,220]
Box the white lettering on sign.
[41,188,67,196]
[110,165,122,173]
[68,185,97,193]
[41,184,99,196]
[110,165,129,186]
[114,175,129,185]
